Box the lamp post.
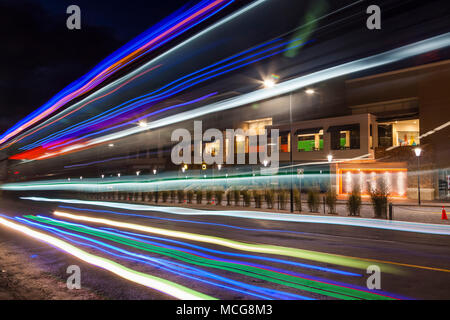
[414,147,422,205]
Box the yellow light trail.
[54,210,400,274]
[0,216,215,300]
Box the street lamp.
[305,88,315,95]
[327,154,333,163]
[263,78,275,88]
[414,147,422,205]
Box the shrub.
[325,189,337,214]
[186,190,194,204]
[347,186,361,216]
[226,191,232,206]
[307,188,320,212]
[215,190,224,206]
[233,190,240,206]
[253,191,262,208]
[265,189,275,209]
[369,179,389,218]
[206,190,213,204]
[278,190,287,210]
[162,191,169,203]
[242,190,251,207]
[177,190,185,203]
[196,190,203,204]
[293,189,302,212]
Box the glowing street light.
[327,154,333,163]
[414,147,422,157]
[136,171,140,176]
[305,88,316,95]
[108,143,114,147]
[263,78,276,88]
[101,174,105,179]
[414,147,422,205]
[138,120,147,128]
[153,169,157,175]
[117,173,121,178]
[217,164,222,171]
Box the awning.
[295,127,323,135]
[327,124,359,132]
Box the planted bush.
[369,179,389,218]
[307,188,320,212]
[196,190,203,204]
[170,190,176,203]
[226,191,232,206]
[206,190,213,204]
[253,191,262,208]
[187,190,194,204]
[278,190,287,210]
[347,186,361,216]
[325,189,337,214]
[233,190,240,206]
[162,191,169,203]
[177,190,185,203]
[265,189,275,209]
[215,190,224,206]
[293,189,302,212]
[242,190,251,207]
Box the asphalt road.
[0,196,449,300]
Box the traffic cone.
[442,207,448,220]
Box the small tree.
[325,189,337,214]
[226,191,232,206]
[177,190,185,203]
[242,190,251,207]
[162,191,169,203]
[215,190,224,206]
[278,190,287,210]
[307,188,320,212]
[265,189,275,209]
[253,190,262,208]
[233,189,240,206]
[369,179,389,218]
[293,189,302,212]
[196,190,203,204]
[186,190,194,204]
[206,190,213,204]
[347,185,362,216]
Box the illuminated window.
[296,128,323,152]
[328,124,360,150]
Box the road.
[0,196,449,300]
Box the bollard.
[388,203,393,220]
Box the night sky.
[0,0,191,133]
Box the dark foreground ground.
[0,196,449,300]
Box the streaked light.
[0,216,214,300]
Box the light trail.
[0,0,233,147]
[0,215,215,300]
[15,216,305,300]
[53,210,399,274]
[16,197,450,236]
[24,33,449,157]
[27,215,398,300]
